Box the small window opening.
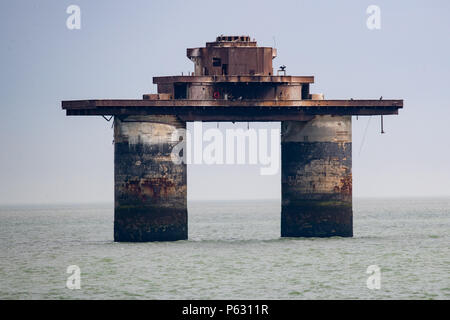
[301,84,310,100]
[174,83,187,99]
[213,57,221,67]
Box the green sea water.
[0,198,448,299]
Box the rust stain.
[337,174,352,195]
[123,177,177,201]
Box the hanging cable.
[358,116,372,156]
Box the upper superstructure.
[62,35,403,119]
[187,35,276,76]
[154,36,312,101]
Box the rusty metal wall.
[281,115,353,237]
[188,47,274,76]
[188,83,215,100]
[114,115,187,241]
[275,84,302,100]
[187,82,303,100]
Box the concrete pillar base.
[281,116,353,238]
[281,200,352,237]
[114,115,187,242]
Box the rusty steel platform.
[62,99,402,121]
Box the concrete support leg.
[281,115,353,237]
[114,115,187,242]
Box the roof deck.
[152,75,314,84]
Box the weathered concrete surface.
[281,115,353,237]
[114,115,187,242]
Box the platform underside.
[62,99,402,120]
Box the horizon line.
[1,195,450,207]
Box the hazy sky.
[0,0,449,204]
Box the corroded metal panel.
[187,36,275,76]
[114,115,187,242]
[281,115,353,237]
